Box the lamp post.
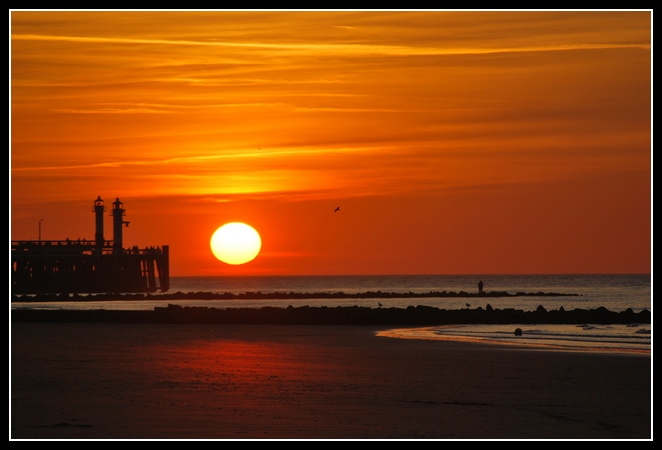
[39,219,44,241]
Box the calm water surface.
[12,274,651,354]
[12,274,651,312]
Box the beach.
[10,323,651,439]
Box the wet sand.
[10,323,651,439]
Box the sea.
[11,274,652,354]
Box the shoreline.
[377,326,651,355]
[11,323,651,439]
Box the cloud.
[10,145,391,172]
[51,102,288,114]
[12,33,650,57]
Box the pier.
[11,197,169,295]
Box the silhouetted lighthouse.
[111,197,130,250]
[93,196,106,248]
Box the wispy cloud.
[12,33,650,56]
[52,102,288,114]
[53,107,171,114]
[11,145,392,172]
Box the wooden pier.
[11,240,169,295]
[11,196,169,295]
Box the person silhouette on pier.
[478,280,484,294]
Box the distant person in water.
[478,280,484,294]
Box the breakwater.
[11,304,649,325]
[11,289,579,303]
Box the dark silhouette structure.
[11,196,169,295]
[478,280,484,294]
[11,304,650,326]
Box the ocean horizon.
[12,273,651,312]
[12,274,651,357]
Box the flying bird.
[334,207,340,212]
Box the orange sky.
[10,11,651,276]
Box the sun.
[210,222,262,265]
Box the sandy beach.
[10,323,651,440]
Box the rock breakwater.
[12,304,649,325]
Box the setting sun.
[210,222,262,265]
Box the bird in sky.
[334,207,340,212]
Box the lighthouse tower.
[111,198,130,250]
[92,196,106,248]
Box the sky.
[10,11,652,276]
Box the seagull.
[378,302,383,307]
[334,207,340,212]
